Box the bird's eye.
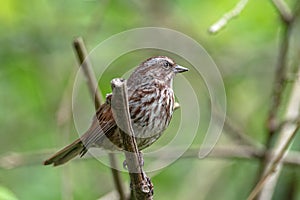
[163,61,171,69]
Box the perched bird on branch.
[44,56,188,166]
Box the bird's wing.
[80,103,117,149]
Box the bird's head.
[128,56,188,87]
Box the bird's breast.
[128,85,174,149]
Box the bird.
[44,56,188,166]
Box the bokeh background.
[1,0,300,199]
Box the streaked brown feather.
[44,56,185,166]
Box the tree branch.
[110,78,153,200]
[214,109,263,148]
[256,1,300,199]
[266,19,291,136]
[5,145,300,169]
[208,0,249,34]
[73,37,103,108]
[271,0,293,23]
[73,37,126,200]
[250,66,300,200]
[248,125,300,200]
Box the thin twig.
[247,125,300,200]
[208,0,249,34]
[256,1,300,199]
[250,67,300,200]
[110,78,153,200]
[5,145,300,169]
[266,20,291,136]
[271,0,293,23]
[73,37,103,108]
[73,37,126,200]
[214,109,262,148]
[108,155,126,200]
[257,0,292,195]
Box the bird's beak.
[174,65,189,73]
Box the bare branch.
[271,0,293,23]
[73,37,103,108]
[213,108,263,148]
[224,116,263,148]
[208,0,249,34]
[110,78,153,200]
[5,145,300,170]
[73,37,126,200]
[266,22,291,136]
[249,67,300,200]
[247,126,300,200]
[255,1,300,198]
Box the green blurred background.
[1,0,300,199]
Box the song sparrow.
[44,56,188,166]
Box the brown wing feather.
[44,102,117,166]
[80,102,118,149]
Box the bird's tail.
[44,139,87,166]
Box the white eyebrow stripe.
[149,57,175,65]
[164,57,174,64]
